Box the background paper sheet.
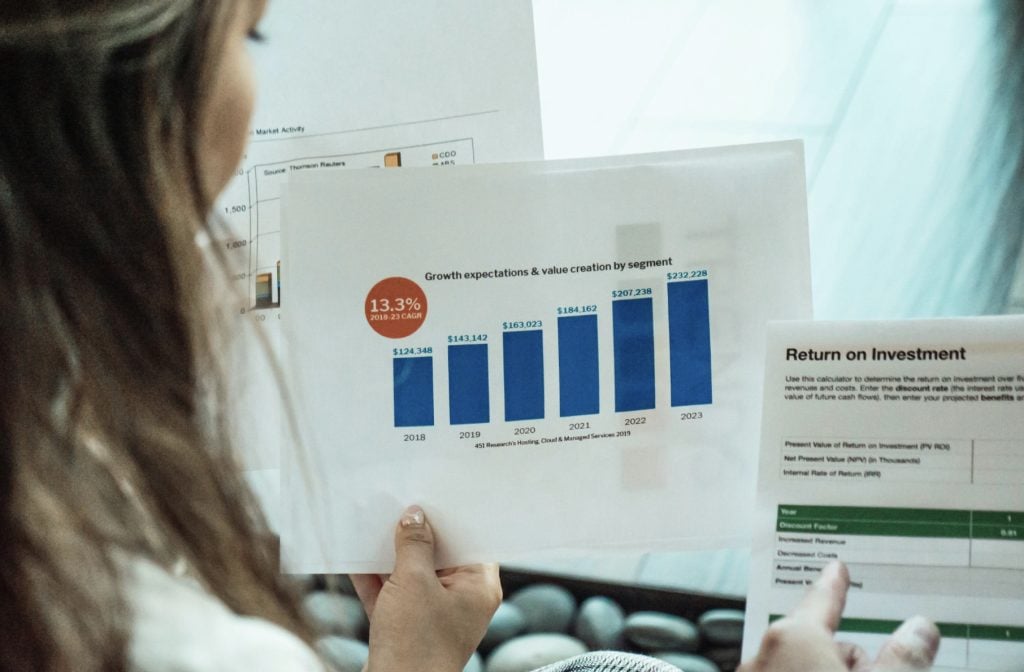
[744,317,1024,671]
[211,1,544,527]
[280,142,812,572]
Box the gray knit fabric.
[532,651,680,672]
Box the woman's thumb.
[393,505,436,575]
[871,616,939,671]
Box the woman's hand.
[740,561,939,671]
[350,506,501,672]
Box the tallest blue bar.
[668,279,712,406]
[612,298,655,412]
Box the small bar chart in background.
[612,297,656,413]
[448,344,490,424]
[668,279,712,406]
[254,261,281,309]
[503,330,545,421]
[558,314,600,417]
[393,356,434,427]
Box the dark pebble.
[624,612,699,652]
[486,633,588,672]
[303,592,368,640]
[317,636,369,672]
[481,602,529,652]
[507,584,577,634]
[574,596,626,650]
[697,610,744,646]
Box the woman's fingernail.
[893,615,940,661]
[818,560,848,586]
[400,505,425,528]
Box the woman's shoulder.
[126,558,325,672]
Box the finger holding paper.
[360,506,501,672]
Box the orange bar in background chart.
[255,272,273,308]
[384,152,402,168]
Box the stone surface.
[303,592,369,640]
[703,647,742,672]
[485,634,588,672]
[624,612,699,652]
[481,602,529,652]
[651,652,720,672]
[330,574,357,596]
[573,596,626,650]
[697,610,745,646]
[465,651,484,672]
[285,573,318,593]
[317,636,369,672]
[507,584,577,634]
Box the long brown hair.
[0,1,309,669]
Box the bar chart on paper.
[281,143,814,570]
[382,274,713,430]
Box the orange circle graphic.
[364,277,428,339]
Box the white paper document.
[279,141,812,572]
[744,317,1024,671]
[213,1,544,521]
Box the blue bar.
[558,315,599,416]
[668,280,712,406]
[393,356,434,427]
[503,330,544,421]
[612,298,655,412]
[448,344,490,424]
